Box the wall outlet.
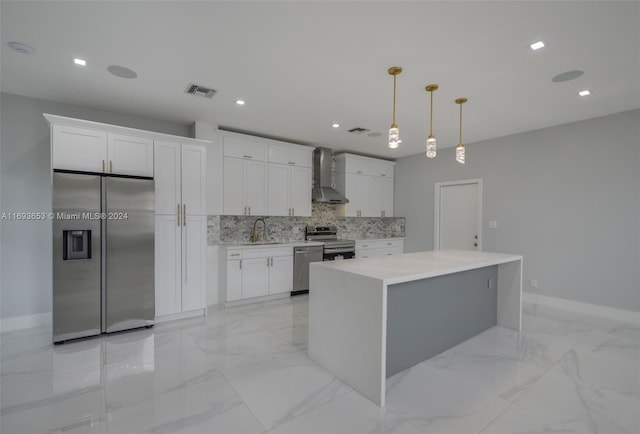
[488,220,498,229]
[530,279,538,288]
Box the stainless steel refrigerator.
[53,172,154,343]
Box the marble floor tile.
[269,389,422,434]
[2,295,638,434]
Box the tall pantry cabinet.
[154,140,207,318]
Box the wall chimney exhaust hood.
[312,148,349,204]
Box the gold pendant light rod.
[388,66,403,149]
[455,97,468,164]
[425,84,438,158]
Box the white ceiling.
[1,1,638,159]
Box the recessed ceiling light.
[578,90,591,96]
[73,58,87,66]
[530,40,545,51]
[107,65,137,79]
[235,99,246,105]
[332,123,340,128]
[8,41,35,55]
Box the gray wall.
[394,109,640,312]
[0,92,190,322]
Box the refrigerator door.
[53,173,102,342]
[104,177,155,333]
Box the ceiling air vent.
[347,127,370,134]
[185,83,217,98]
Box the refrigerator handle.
[177,204,180,226]
[183,204,186,226]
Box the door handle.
[183,204,186,226]
[177,204,181,226]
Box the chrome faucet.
[250,218,267,243]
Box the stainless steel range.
[305,225,355,261]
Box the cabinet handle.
[292,208,294,216]
[381,174,386,177]
[243,155,253,159]
[288,161,295,165]
[109,160,113,173]
[102,160,105,172]
[387,242,392,246]
[270,257,273,266]
[183,204,186,226]
[244,206,247,215]
[362,244,368,248]
[267,258,270,266]
[177,204,181,226]
[230,253,240,257]
[239,260,242,269]
[381,211,385,217]
[357,171,363,174]
[248,206,251,215]
[184,223,188,281]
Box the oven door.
[323,247,355,261]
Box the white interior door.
[435,179,482,251]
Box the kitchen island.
[308,249,522,406]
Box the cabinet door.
[267,163,290,216]
[223,157,245,215]
[242,257,269,298]
[181,144,207,216]
[269,255,293,295]
[245,160,267,216]
[181,215,206,312]
[52,125,107,172]
[290,166,311,217]
[226,260,243,302]
[154,141,181,215]
[379,176,394,217]
[155,215,181,316]
[107,134,154,177]
[344,173,371,217]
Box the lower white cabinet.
[155,214,206,316]
[225,246,293,302]
[355,239,404,259]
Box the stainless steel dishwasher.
[293,245,323,294]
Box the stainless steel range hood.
[312,148,349,204]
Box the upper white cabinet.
[221,131,313,216]
[267,142,313,217]
[107,134,154,177]
[52,124,153,177]
[335,153,395,217]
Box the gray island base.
[308,250,523,406]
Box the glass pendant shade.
[389,127,400,149]
[426,135,437,158]
[456,144,465,164]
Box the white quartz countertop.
[222,240,324,249]
[312,249,522,285]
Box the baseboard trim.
[155,309,206,324]
[1,312,52,332]
[523,293,640,325]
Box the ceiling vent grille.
[347,127,370,134]
[185,83,217,98]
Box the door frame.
[434,178,483,250]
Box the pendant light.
[455,98,467,164]
[388,66,403,149]
[425,84,438,158]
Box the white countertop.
[313,249,522,285]
[221,240,324,249]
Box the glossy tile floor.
[1,295,639,434]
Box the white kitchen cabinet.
[335,153,395,217]
[355,239,404,259]
[268,164,311,216]
[107,134,153,177]
[52,125,153,177]
[52,125,107,173]
[224,246,293,302]
[223,157,267,215]
[154,140,207,318]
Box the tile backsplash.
[208,203,404,245]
